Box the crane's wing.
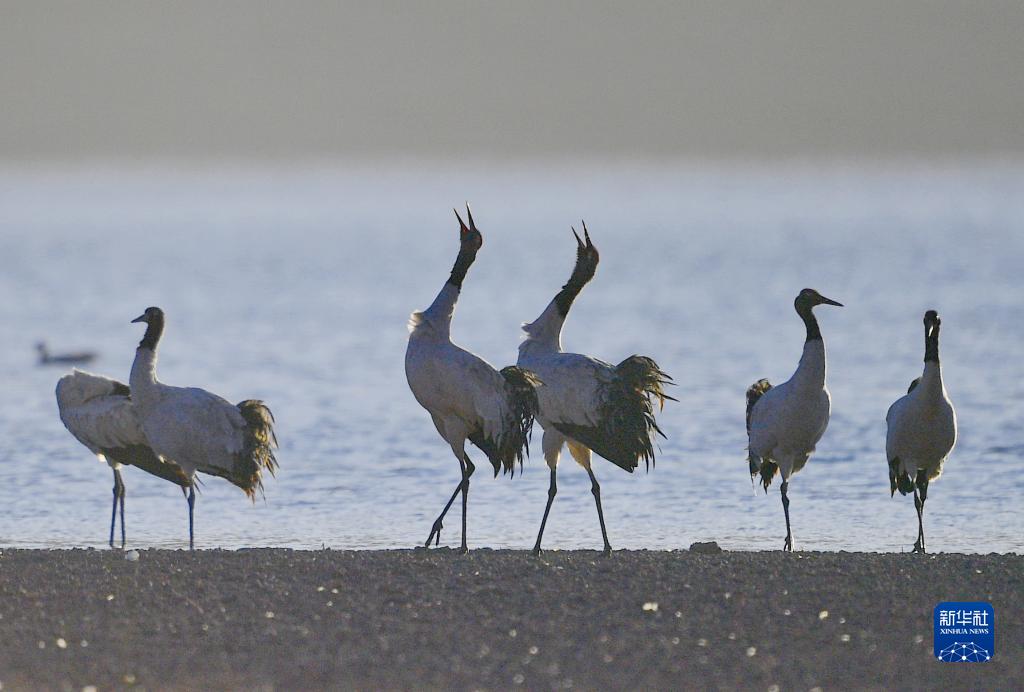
[746,380,783,460]
[458,357,540,477]
[56,370,147,455]
[885,392,915,495]
[533,353,610,429]
[458,355,509,439]
[746,379,773,436]
[885,392,913,461]
[144,386,247,466]
[56,371,190,486]
[455,353,516,475]
[545,354,672,473]
[143,385,277,498]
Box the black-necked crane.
[56,369,191,547]
[517,225,674,556]
[37,341,96,366]
[128,306,279,549]
[746,288,843,551]
[885,310,957,553]
[405,206,540,553]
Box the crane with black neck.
[518,225,674,556]
[128,306,279,549]
[405,206,540,553]
[885,310,957,553]
[746,288,843,551]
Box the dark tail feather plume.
[470,367,541,477]
[495,366,541,477]
[755,459,778,491]
[233,400,279,499]
[555,355,674,473]
[611,355,675,471]
[888,456,914,497]
[745,379,774,489]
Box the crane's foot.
[783,535,793,552]
[531,545,543,557]
[457,545,469,555]
[912,539,926,554]
[424,519,443,548]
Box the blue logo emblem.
[934,602,994,662]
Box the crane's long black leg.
[109,469,123,548]
[187,485,196,551]
[781,480,793,552]
[915,472,930,554]
[912,486,925,553]
[586,468,613,556]
[458,455,475,554]
[426,457,469,548]
[532,468,558,556]
[119,473,127,549]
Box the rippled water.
[1,163,1021,553]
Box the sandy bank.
[0,549,1019,690]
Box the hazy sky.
[3,2,1023,161]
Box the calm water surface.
[1,163,1021,553]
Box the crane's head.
[454,204,483,252]
[131,307,165,350]
[795,288,843,312]
[131,306,164,325]
[924,309,940,337]
[572,221,599,267]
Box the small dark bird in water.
[37,341,97,366]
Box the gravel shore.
[0,549,1019,690]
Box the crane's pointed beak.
[820,296,843,307]
[130,314,147,324]
[453,208,469,237]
